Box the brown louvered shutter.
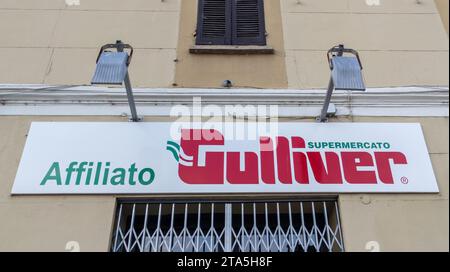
[196,0,232,45]
[232,0,266,45]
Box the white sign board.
[12,122,439,194]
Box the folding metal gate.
[111,200,344,252]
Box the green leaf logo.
[166,141,180,162]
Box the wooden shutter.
[196,0,232,45]
[196,0,266,46]
[232,0,266,45]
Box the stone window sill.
[189,45,275,55]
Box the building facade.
[0,0,448,252]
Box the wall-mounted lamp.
[91,40,141,122]
[317,44,365,122]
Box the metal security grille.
[111,200,344,252]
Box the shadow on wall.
[435,0,449,34]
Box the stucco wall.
[0,116,123,251]
[1,0,448,90]
[0,115,448,252]
[0,0,181,87]
[339,117,449,252]
[281,0,449,89]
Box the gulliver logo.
[166,140,194,166]
[169,129,409,185]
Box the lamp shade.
[331,56,366,91]
[91,52,129,85]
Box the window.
[111,199,344,252]
[196,0,266,46]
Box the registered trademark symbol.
[401,177,409,184]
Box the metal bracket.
[124,73,140,122]
[92,40,140,122]
[327,44,363,70]
[128,116,143,122]
[96,40,134,66]
[315,103,336,123]
[318,44,364,123]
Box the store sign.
[12,122,439,194]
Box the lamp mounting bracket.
[96,40,134,66]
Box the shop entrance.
[111,199,344,252]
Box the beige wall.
[339,117,449,252]
[435,0,449,34]
[0,0,448,90]
[0,115,448,252]
[0,0,181,87]
[0,116,121,252]
[173,0,288,88]
[281,0,449,89]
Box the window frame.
[195,0,267,46]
